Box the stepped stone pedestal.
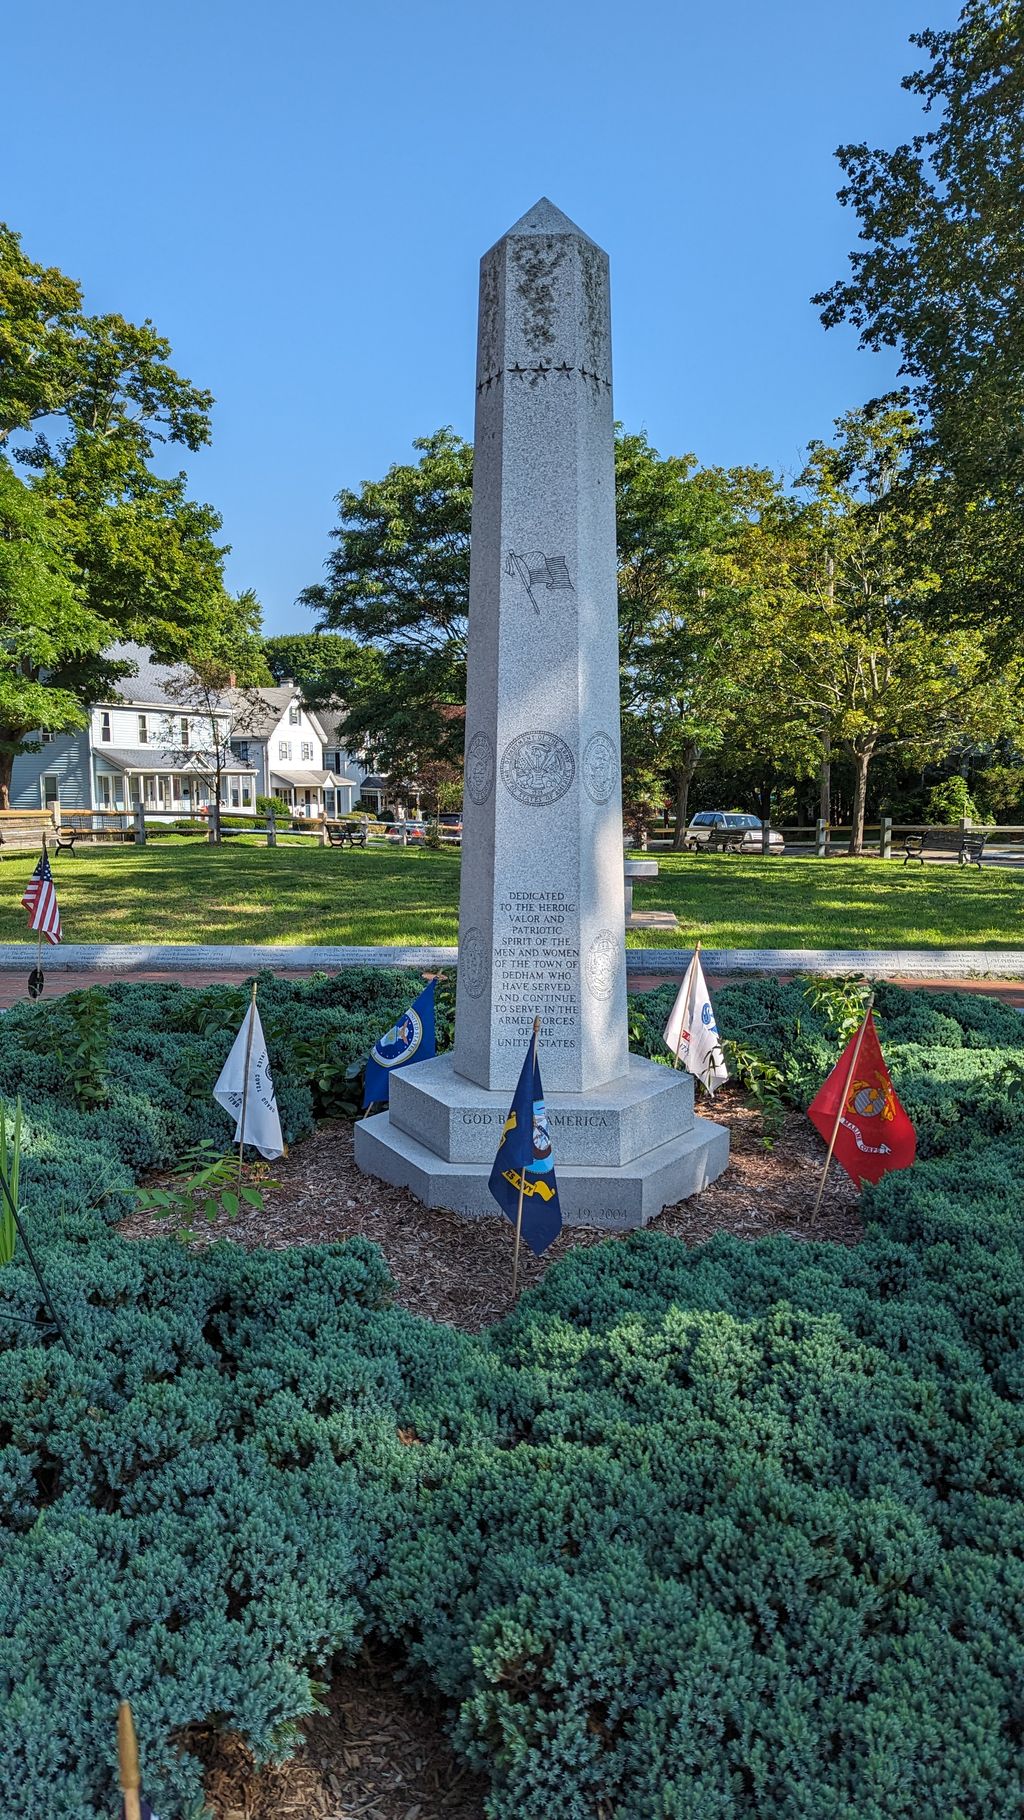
[354,199,728,1230]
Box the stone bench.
[624,858,659,919]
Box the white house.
[10,644,258,817]
[226,685,364,819]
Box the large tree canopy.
[0,224,248,801]
[301,429,472,775]
[814,0,1024,627]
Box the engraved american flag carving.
[21,845,61,945]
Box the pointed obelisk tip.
[503,196,598,244]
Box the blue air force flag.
[487,1035,562,1256]
[363,980,437,1107]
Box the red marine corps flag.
[808,1000,915,1214]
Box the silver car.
[684,812,785,853]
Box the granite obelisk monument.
[355,200,728,1225]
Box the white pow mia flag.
[662,951,729,1093]
[213,1001,284,1158]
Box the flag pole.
[118,1700,142,1820]
[810,993,875,1227]
[237,980,258,1187]
[0,1162,77,1357]
[29,836,46,1000]
[672,941,700,1069]
[511,1017,540,1299]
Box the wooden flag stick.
[672,941,700,1070]
[810,993,875,1227]
[118,1699,142,1820]
[511,1017,541,1299]
[237,980,258,1187]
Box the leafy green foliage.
[135,1139,276,1242]
[0,1095,22,1264]
[815,0,1024,634]
[0,221,234,802]
[4,972,1024,1815]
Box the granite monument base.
[354,1053,729,1230]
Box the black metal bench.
[52,827,81,857]
[326,823,368,848]
[903,830,986,869]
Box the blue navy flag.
[487,1033,562,1256]
[363,980,437,1107]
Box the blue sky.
[7,0,957,633]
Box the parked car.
[683,812,785,853]
[438,814,463,844]
[384,819,428,844]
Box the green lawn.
[1,841,1022,948]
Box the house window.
[301,741,313,761]
[289,705,301,725]
[100,712,111,743]
[41,731,54,745]
[232,740,250,764]
[98,775,113,808]
[41,774,59,811]
[180,717,190,748]
[241,782,252,806]
[278,740,292,761]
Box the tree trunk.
[818,731,831,828]
[847,745,874,855]
[0,750,12,810]
[670,747,700,850]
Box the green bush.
[256,794,290,822]
[3,974,1024,1816]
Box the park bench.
[0,810,56,857]
[903,829,987,869]
[699,826,748,855]
[326,822,368,848]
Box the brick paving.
[5,962,1023,1012]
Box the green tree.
[0,460,102,805]
[815,0,1024,629]
[263,631,384,711]
[618,436,788,847]
[0,224,228,797]
[775,404,1019,852]
[301,428,472,776]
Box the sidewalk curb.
[3,943,1024,979]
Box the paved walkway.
[3,943,1024,1011]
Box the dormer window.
[289,705,301,726]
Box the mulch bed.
[118,1090,861,1331]
[117,1091,860,1816]
[192,1642,487,1820]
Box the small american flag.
[21,845,61,945]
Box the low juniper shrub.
[2,973,1024,1816]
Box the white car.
[684,812,785,853]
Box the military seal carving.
[465,731,495,805]
[459,926,486,998]
[500,731,575,807]
[585,929,618,1000]
[582,732,618,805]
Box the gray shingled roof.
[100,642,234,712]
